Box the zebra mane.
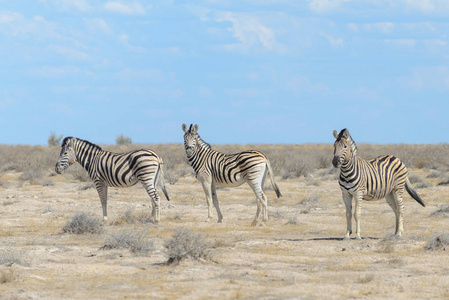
[337,129,358,156]
[64,136,103,151]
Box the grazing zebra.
[332,128,425,239]
[55,137,170,222]
[182,124,282,226]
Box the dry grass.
[61,212,103,234]
[102,229,155,254]
[164,228,211,264]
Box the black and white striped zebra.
[182,124,282,226]
[55,137,170,222]
[332,128,425,239]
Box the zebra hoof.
[251,220,258,227]
[217,219,223,223]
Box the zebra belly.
[105,174,139,188]
[213,174,246,188]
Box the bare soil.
[1,168,448,299]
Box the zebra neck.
[74,142,103,171]
[340,154,359,173]
[196,135,212,150]
[188,146,215,172]
[348,136,358,156]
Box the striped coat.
[182,124,281,225]
[332,129,425,239]
[55,137,169,222]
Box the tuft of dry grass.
[0,268,15,284]
[425,233,449,251]
[376,235,400,253]
[102,229,155,254]
[61,212,103,234]
[356,274,375,284]
[0,249,26,267]
[164,229,211,264]
[429,205,449,217]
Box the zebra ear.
[342,128,350,139]
[192,124,199,133]
[182,123,188,133]
[333,130,339,139]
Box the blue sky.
[1,0,448,145]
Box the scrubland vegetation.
[1,142,449,298]
[2,142,449,185]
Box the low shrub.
[0,249,26,266]
[62,212,103,234]
[429,205,449,217]
[102,229,154,253]
[164,229,211,264]
[425,233,449,251]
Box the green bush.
[116,134,133,145]
[48,132,63,147]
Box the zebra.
[55,137,170,222]
[332,128,425,239]
[182,123,282,226]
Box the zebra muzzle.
[55,163,64,174]
[185,147,194,157]
[332,156,341,168]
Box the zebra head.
[55,137,77,174]
[182,123,199,157]
[332,128,357,168]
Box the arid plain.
[1,143,449,299]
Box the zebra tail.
[405,177,425,207]
[158,163,170,201]
[266,159,282,198]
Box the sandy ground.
[0,168,448,299]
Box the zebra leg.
[211,185,223,223]
[354,196,363,240]
[386,193,399,236]
[342,192,353,240]
[248,181,268,226]
[251,198,262,226]
[140,181,161,223]
[200,179,214,222]
[392,191,405,237]
[95,182,108,221]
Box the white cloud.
[49,45,90,61]
[0,97,15,110]
[85,18,113,35]
[398,66,449,91]
[401,0,449,13]
[348,22,395,34]
[308,0,352,13]
[216,11,285,54]
[38,0,92,12]
[28,65,86,78]
[118,34,146,52]
[116,68,164,82]
[0,11,22,23]
[320,33,343,48]
[103,1,146,15]
[284,76,329,95]
[385,38,416,47]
